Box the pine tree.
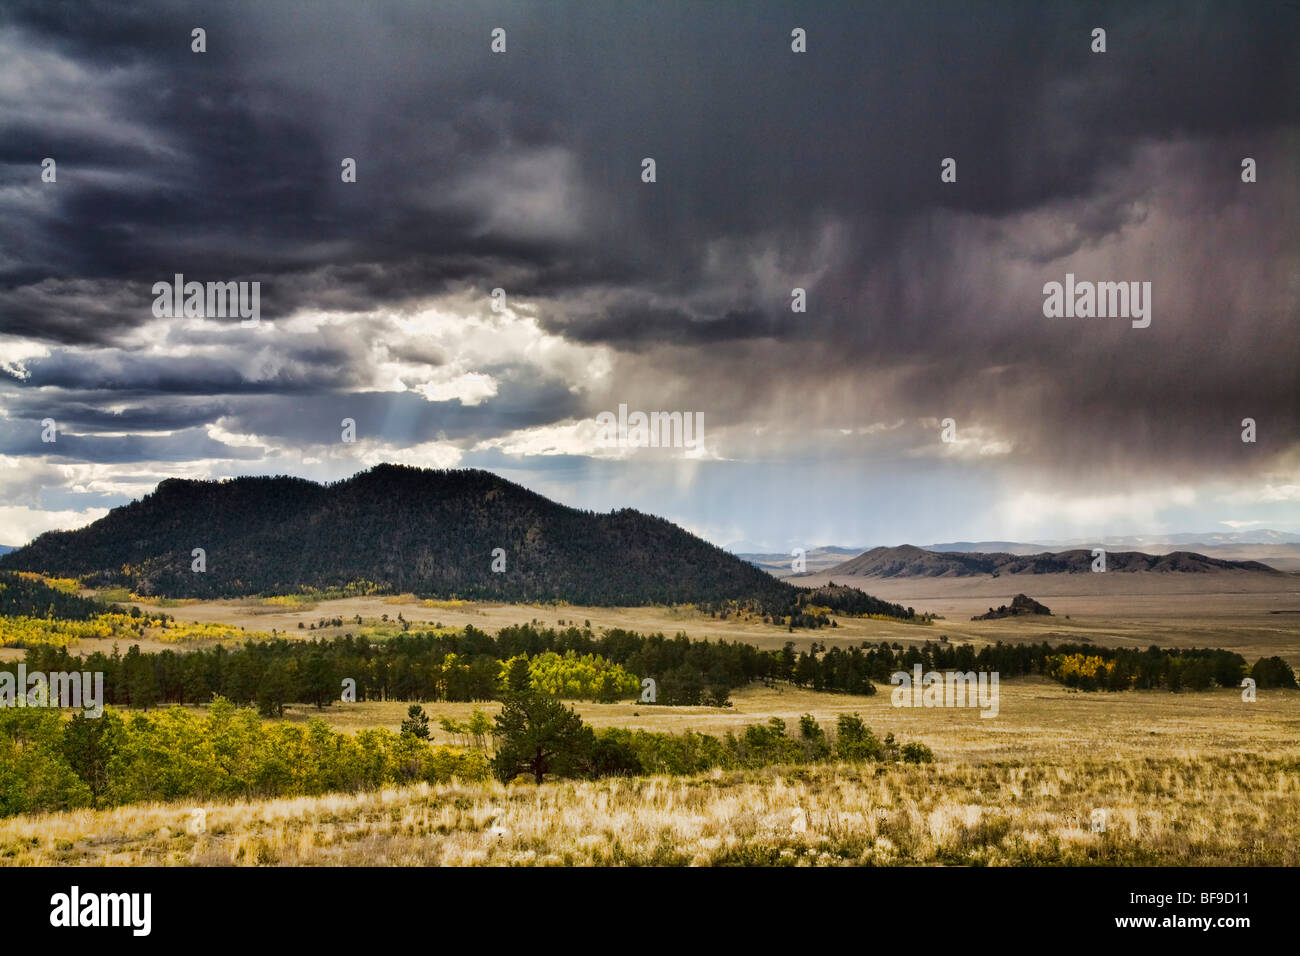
[400,704,430,739]
[491,657,590,783]
[60,711,125,808]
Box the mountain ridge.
[816,545,1284,579]
[743,535,1300,575]
[0,466,910,618]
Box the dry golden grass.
[3,680,1296,866]
[3,754,1296,866]
[5,583,1295,865]
[189,678,1300,764]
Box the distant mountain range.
[740,531,1300,575]
[0,465,911,618]
[816,544,1284,579]
[8,476,1292,598]
[0,545,16,556]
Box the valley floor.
[3,680,1297,866]
[4,579,1295,866]
[206,678,1300,764]
[9,573,1297,669]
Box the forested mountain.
[0,465,906,617]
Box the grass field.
[2,679,1296,866]
[4,752,1295,867]
[2,574,1295,866]
[182,678,1300,763]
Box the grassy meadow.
[1,575,1296,866]
[2,679,1296,866]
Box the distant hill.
[746,531,1300,576]
[799,583,925,619]
[1183,543,1300,572]
[972,593,1052,620]
[0,465,910,618]
[0,545,16,556]
[919,534,1300,571]
[822,544,1284,579]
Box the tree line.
[860,639,1295,692]
[1045,648,1297,692]
[8,627,1290,722]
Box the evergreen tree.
[301,652,335,709]
[257,660,291,717]
[492,657,590,783]
[400,704,430,740]
[60,711,124,808]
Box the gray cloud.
[0,0,1295,539]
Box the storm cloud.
[0,0,1296,548]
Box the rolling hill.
[746,534,1300,577]
[818,544,1284,579]
[0,465,909,616]
[920,533,1300,571]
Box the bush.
[797,713,831,760]
[1252,656,1298,689]
[835,714,884,761]
[586,734,644,777]
[0,697,491,817]
[735,717,804,768]
[900,741,935,763]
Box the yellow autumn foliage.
[1048,653,1115,682]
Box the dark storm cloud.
[0,279,153,345]
[5,1,1291,317]
[0,390,234,432]
[1,355,583,455]
[12,347,354,394]
[0,419,258,463]
[559,302,774,347]
[0,0,1295,484]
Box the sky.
[1,0,1297,553]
